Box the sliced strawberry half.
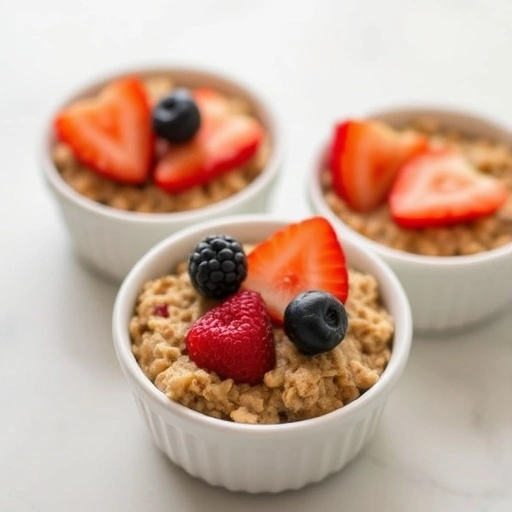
[242,217,349,324]
[389,148,508,228]
[329,120,428,212]
[193,88,231,123]
[54,77,153,184]
[153,90,264,193]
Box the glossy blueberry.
[188,234,247,299]
[152,88,201,143]
[283,290,348,355]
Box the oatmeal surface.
[52,75,270,214]
[129,261,394,425]
[323,118,512,256]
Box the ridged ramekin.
[112,214,412,493]
[307,106,512,333]
[40,66,284,282]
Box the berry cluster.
[185,218,350,384]
[329,119,507,227]
[54,78,264,194]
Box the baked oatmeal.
[323,117,512,256]
[130,265,393,424]
[52,75,270,214]
[129,217,394,425]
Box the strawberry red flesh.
[54,77,153,185]
[193,88,232,122]
[242,217,349,324]
[154,88,264,193]
[329,120,428,212]
[389,148,509,228]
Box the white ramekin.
[112,214,412,493]
[41,66,284,282]
[307,106,512,333]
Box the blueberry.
[152,88,201,143]
[188,235,247,299]
[284,290,348,355]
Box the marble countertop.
[2,0,511,510]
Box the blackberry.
[188,234,247,299]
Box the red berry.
[329,120,427,212]
[242,217,348,324]
[185,291,275,385]
[389,148,509,228]
[54,77,154,185]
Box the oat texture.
[323,118,512,256]
[52,75,270,213]
[130,262,394,424]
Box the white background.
[1,1,512,510]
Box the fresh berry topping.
[242,217,348,324]
[153,89,263,193]
[54,77,153,185]
[389,148,509,229]
[185,290,275,384]
[328,120,428,212]
[284,290,348,355]
[188,235,247,299]
[152,88,201,143]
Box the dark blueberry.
[152,88,201,143]
[188,235,247,299]
[283,290,348,355]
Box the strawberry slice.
[329,120,428,212]
[193,88,231,122]
[54,77,153,185]
[153,90,264,193]
[389,148,508,228]
[242,217,349,324]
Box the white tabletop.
[2,1,512,510]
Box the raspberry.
[188,234,247,299]
[185,291,275,384]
